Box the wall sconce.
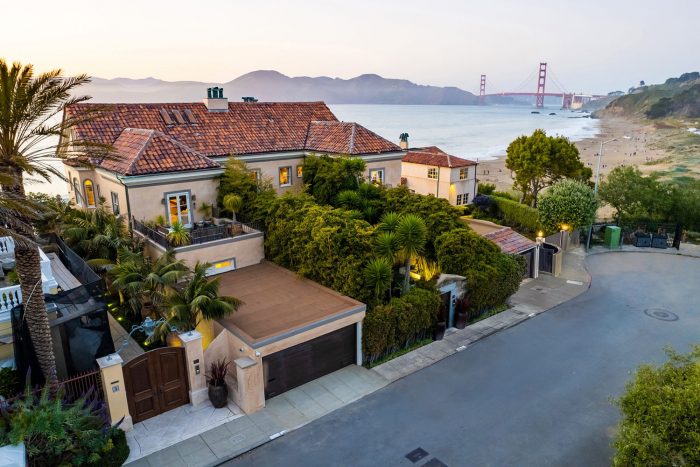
[536,231,545,244]
[161,198,165,205]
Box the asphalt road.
[225,253,700,467]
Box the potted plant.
[167,221,190,246]
[206,358,230,408]
[455,295,469,329]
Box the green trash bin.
[604,226,621,249]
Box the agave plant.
[364,257,393,302]
[167,221,190,247]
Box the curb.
[586,247,700,260]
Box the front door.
[440,292,452,327]
[124,347,189,423]
[167,192,192,227]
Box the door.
[439,291,452,327]
[263,325,356,399]
[539,245,554,274]
[167,192,192,227]
[124,347,189,423]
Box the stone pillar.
[355,321,363,366]
[96,354,132,431]
[532,245,540,279]
[234,357,265,414]
[178,330,207,407]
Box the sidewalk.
[588,242,700,259]
[372,246,591,382]
[126,365,388,466]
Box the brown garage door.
[263,325,356,399]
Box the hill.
[82,70,480,105]
[600,72,700,119]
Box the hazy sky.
[2,0,697,94]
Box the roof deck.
[216,261,365,347]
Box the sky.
[2,0,698,95]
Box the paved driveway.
[226,253,700,467]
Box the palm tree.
[364,258,392,302]
[0,60,111,383]
[61,202,130,265]
[222,194,243,222]
[154,262,242,340]
[109,249,188,319]
[395,214,427,293]
[378,212,401,232]
[375,231,400,264]
[167,221,190,246]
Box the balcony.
[132,217,265,273]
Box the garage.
[263,325,357,399]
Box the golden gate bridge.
[479,62,607,109]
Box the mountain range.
[82,70,482,105]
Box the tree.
[156,262,242,338]
[222,194,243,222]
[302,154,366,205]
[109,249,188,319]
[395,214,428,293]
[363,258,392,303]
[613,346,700,466]
[598,167,672,223]
[505,129,591,207]
[537,180,598,232]
[218,158,276,222]
[0,60,110,383]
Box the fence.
[60,368,104,403]
[133,217,264,248]
[588,222,680,248]
[132,218,170,249]
[50,234,103,295]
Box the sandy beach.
[477,116,673,192]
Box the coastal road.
[225,253,700,466]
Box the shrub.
[477,183,496,195]
[0,387,126,466]
[362,304,396,361]
[302,154,366,205]
[613,346,700,466]
[492,196,543,234]
[0,368,20,399]
[537,179,598,232]
[435,229,524,312]
[472,194,494,212]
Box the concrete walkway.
[589,241,700,259]
[126,365,388,466]
[372,246,591,382]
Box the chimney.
[241,97,258,103]
[203,87,228,112]
[399,132,409,150]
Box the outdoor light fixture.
[109,317,179,359]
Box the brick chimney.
[203,87,228,112]
[399,132,409,150]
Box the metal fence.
[133,217,263,248]
[132,218,170,249]
[588,222,680,248]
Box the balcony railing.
[132,217,263,249]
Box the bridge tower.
[479,74,486,105]
[535,62,547,108]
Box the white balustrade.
[0,237,14,258]
[0,285,21,322]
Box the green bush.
[362,287,440,364]
[491,196,543,234]
[613,346,700,466]
[0,388,128,466]
[0,368,20,399]
[100,427,130,467]
[302,154,366,205]
[478,183,496,195]
[537,179,598,232]
[435,228,524,312]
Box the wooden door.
[124,347,189,423]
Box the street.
[226,253,700,467]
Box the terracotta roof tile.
[483,227,536,254]
[102,128,220,176]
[305,121,400,154]
[402,146,477,168]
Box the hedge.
[491,196,543,235]
[435,228,525,313]
[363,287,440,364]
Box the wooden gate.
[539,245,554,274]
[123,347,189,423]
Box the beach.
[477,116,673,192]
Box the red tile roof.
[66,102,400,177]
[483,227,536,254]
[103,128,220,176]
[305,121,400,154]
[402,146,477,168]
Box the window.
[248,169,261,181]
[456,193,469,206]
[83,179,96,207]
[205,258,237,276]
[279,166,292,187]
[459,168,468,180]
[166,192,192,227]
[73,178,83,206]
[427,168,438,179]
[297,165,303,178]
[369,168,385,185]
[111,191,120,215]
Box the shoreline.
[476,116,674,191]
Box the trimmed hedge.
[435,228,525,313]
[491,196,543,235]
[363,287,440,364]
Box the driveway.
[225,253,700,467]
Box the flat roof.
[216,261,365,347]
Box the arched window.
[83,179,96,207]
[73,178,84,206]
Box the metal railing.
[133,217,262,248]
[132,218,170,249]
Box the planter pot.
[433,321,447,341]
[455,311,468,329]
[208,383,228,408]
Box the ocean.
[32,104,599,197]
[330,104,600,162]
